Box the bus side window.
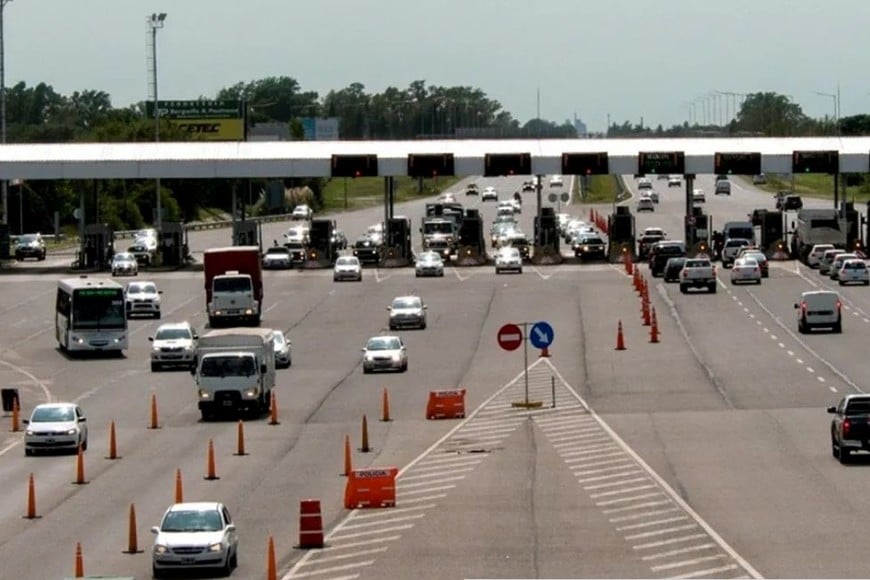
[56,290,71,317]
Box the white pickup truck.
[679,258,718,294]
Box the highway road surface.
[1,174,868,579]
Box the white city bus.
[56,277,128,353]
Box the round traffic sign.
[548,193,557,203]
[560,192,570,202]
[497,323,523,351]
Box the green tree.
[734,92,809,136]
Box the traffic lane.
[732,263,869,397]
[656,272,851,410]
[0,279,57,351]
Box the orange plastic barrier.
[425,389,466,420]
[344,467,398,509]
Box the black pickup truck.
[828,394,870,463]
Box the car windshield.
[367,338,400,351]
[155,327,192,340]
[336,257,358,266]
[845,261,866,269]
[31,406,75,422]
[266,248,289,256]
[420,253,441,263]
[201,355,256,377]
[161,509,223,533]
[20,234,40,243]
[392,298,421,309]
[114,254,135,262]
[579,237,604,244]
[127,283,157,294]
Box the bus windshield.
[71,289,125,330]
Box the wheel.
[415,272,421,278]
[151,362,161,372]
[333,276,339,282]
[230,550,238,569]
[832,435,840,458]
[363,366,372,374]
[420,321,427,330]
[153,564,165,579]
[840,445,851,464]
[154,311,161,320]
[756,279,761,285]
[833,320,843,334]
[38,253,46,261]
[839,280,845,286]
[708,284,717,294]
[798,318,807,334]
[401,360,408,372]
[80,437,88,451]
[24,447,33,456]
[389,325,396,331]
[679,285,688,294]
[518,268,523,274]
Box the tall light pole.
[815,89,840,135]
[147,12,166,232]
[0,0,10,232]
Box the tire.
[363,366,371,374]
[389,325,396,331]
[81,437,88,451]
[839,280,845,286]
[153,565,165,579]
[154,311,161,320]
[679,285,688,294]
[420,322,427,330]
[401,360,408,372]
[832,436,840,458]
[24,447,33,456]
[518,268,523,274]
[708,284,717,294]
[833,320,843,334]
[840,445,851,464]
[151,362,161,372]
[798,318,807,334]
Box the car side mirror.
[793,303,800,309]
[151,526,160,535]
[79,417,86,422]
[158,290,163,294]
[22,418,29,425]
[386,307,391,311]
[361,348,366,352]
[226,524,237,533]
[148,337,154,342]
[827,406,837,414]
[192,334,198,340]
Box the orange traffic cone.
[650,307,660,343]
[268,391,280,426]
[124,503,143,553]
[343,434,352,476]
[360,414,370,453]
[106,420,119,460]
[381,388,391,422]
[204,438,219,480]
[148,393,160,429]
[74,541,84,577]
[235,420,247,456]
[11,396,20,432]
[266,536,277,580]
[615,320,626,351]
[174,468,183,503]
[642,297,651,326]
[73,445,88,485]
[24,472,39,519]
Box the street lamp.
[815,89,840,135]
[0,0,11,232]
[147,12,166,232]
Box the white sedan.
[837,259,870,286]
[730,257,762,285]
[549,175,564,187]
[291,204,313,220]
[24,402,88,455]
[693,189,706,203]
[333,256,363,281]
[481,187,498,201]
[362,335,408,373]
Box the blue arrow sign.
[529,321,554,349]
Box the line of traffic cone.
[148,393,160,429]
[174,468,183,503]
[24,472,39,519]
[650,306,660,343]
[74,541,84,578]
[235,420,247,456]
[106,420,120,460]
[360,414,370,453]
[343,434,352,476]
[381,388,391,422]
[11,397,20,432]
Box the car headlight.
[244,308,254,315]
[25,429,35,436]
[154,544,170,555]
[208,542,224,553]
[183,344,194,351]
[244,388,259,398]
[198,390,212,400]
[152,346,161,353]
[66,428,77,435]
[73,336,85,344]
[391,354,401,362]
[214,310,222,316]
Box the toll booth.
[159,222,186,267]
[759,210,784,253]
[456,208,486,266]
[232,220,261,249]
[843,202,860,251]
[386,217,412,261]
[82,224,114,270]
[533,207,561,264]
[306,218,335,267]
[0,223,9,260]
[607,206,635,261]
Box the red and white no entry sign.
[497,323,523,351]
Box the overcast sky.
[7,0,869,132]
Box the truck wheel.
[833,320,843,334]
[679,285,688,294]
[208,317,218,328]
[151,362,161,372]
[832,436,840,458]
[708,283,717,294]
[840,446,851,464]
[798,318,807,334]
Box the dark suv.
[15,233,46,261]
[649,241,687,277]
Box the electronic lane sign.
[714,152,762,176]
[407,153,455,178]
[638,151,685,175]
[561,152,609,176]
[331,154,379,178]
[792,150,839,174]
[484,153,532,177]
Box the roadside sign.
[560,192,570,202]
[529,321,554,349]
[497,323,523,351]
[548,193,557,203]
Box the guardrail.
[114,212,298,239]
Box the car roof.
[166,502,223,512]
[156,322,193,330]
[33,402,77,410]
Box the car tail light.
[801,302,808,312]
[843,418,851,437]
[836,300,842,311]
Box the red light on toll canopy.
[354,171,361,178]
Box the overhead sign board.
[638,151,685,175]
[145,100,246,141]
[484,153,532,177]
[331,154,378,178]
[562,152,609,175]
[714,152,762,176]
[408,154,455,177]
[792,150,839,174]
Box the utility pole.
[147,13,167,232]
[0,0,10,232]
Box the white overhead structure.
[1,137,869,180]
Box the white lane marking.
[263,303,278,315]
[399,467,475,482]
[616,516,688,531]
[319,535,401,551]
[830,386,838,392]
[818,377,826,383]
[595,492,663,507]
[633,533,709,550]
[663,563,739,579]
[609,508,680,523]
[452,267,472,282]
[603,500,672,514]
[584,477,650,491]
[287,561,375,578]
[796,358,804,364]
[590,484,657,499]
[651,554,728,572]
[530,265,553,280]
[339,514,426,530]
[624,523,699,540]
[641,542,718,560]
[577,470,643,484]
[806,367,814,373]
[296,547,388,566]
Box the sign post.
[498,321,554,409]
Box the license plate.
[182,557,196,564]
[222,400,233,407]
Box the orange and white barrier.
[344,467,398,509]
[298,499,324,548]
[425,389,466,420]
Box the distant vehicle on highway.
[715,179,731,195]
[262,246,293,270]
[111,252,139,277]
[663,257,687,283]
[494,246,523,274]
[149,322,198,372]
[481,187,498,202]
[56,277,128,353]
[23,402,88,456]
[549,175,563,187]
[14,233,46,261]
[753,173,767,185]
[291,204,313,220]
[415,251,444,277]
[692,188,706,203]
[795,290,842,334]
[465,183,479,195]
[333,255,363,281]
[272,329,292,369]
[151,502,239,578]
[637,196,655,212]
[836,259,870,286]
[730,257,762,285]
[667,175,682,187]
[124,280,162,319]
[388,295,427,330]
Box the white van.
[795,290,842,334]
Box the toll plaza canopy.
[2,136,870,180]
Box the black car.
[637,234,666,261]
[331,229,348,251]
[663,257,688,282]
[649,241,687,277]
[573,234,607,260]
[352,235,382,265]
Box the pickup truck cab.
[679,258,717,293]
[828,394,870,463]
